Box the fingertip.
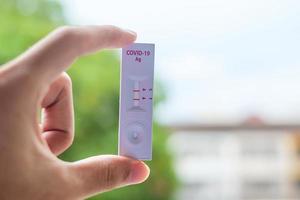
[118,27,137,45]
[128,161,150,184]
[123,29,137,39]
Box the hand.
[0,25,149,200]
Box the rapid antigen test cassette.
[118,43,155,160]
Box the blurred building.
[168,121,300,200]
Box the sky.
[62,0,300,125]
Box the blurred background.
[1,0,300,199]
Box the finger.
[66,155,150,199]
[41,72,74,155]
[9,25,137,85]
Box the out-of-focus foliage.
[0,0,63,62]
[0,0,177,199]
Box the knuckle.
[103,161,118,189]
[101,159,131,190]
[60,72,72,88]
[54,26,86,56]
[52,72,72,94]
[49,131,74,155]
[55,26,74,37]
[53,26,76,44]
[63,132,74,150]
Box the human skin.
[0,25,150,200]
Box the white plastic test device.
[118,43,155,160]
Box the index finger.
[7,25,136,85]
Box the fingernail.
[124,28,137,37]
[128,161,150,184]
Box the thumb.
[67,155,150,198]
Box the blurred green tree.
[0,0,177,199]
